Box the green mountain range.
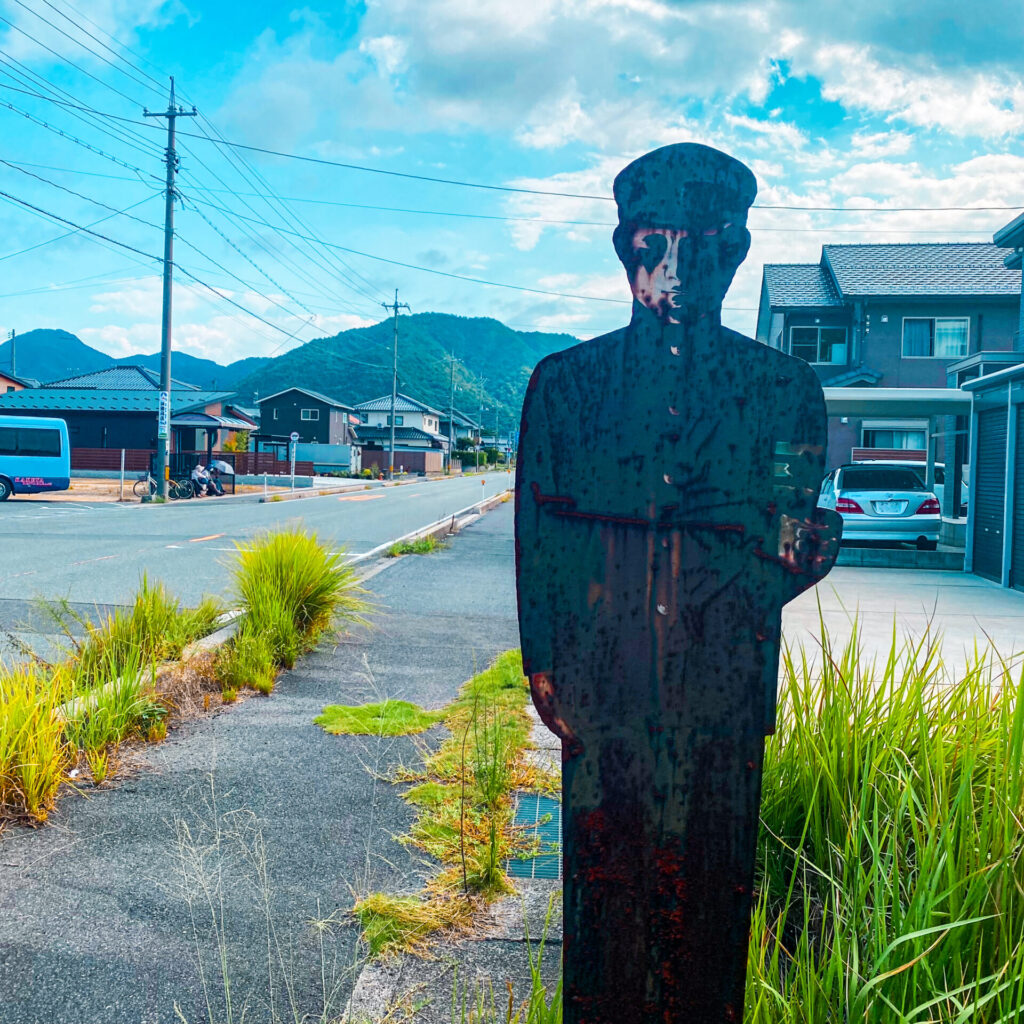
[233,313,580,424]
[2,315,584,424]
[0,330,267,390]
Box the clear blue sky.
[1,0,1022,365]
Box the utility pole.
[447,351,456,473]
[477,399,484,471]
[6,329,13,377]
[381,289,410,480]
[144,78,196,500]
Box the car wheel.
[0,477,11,501]
[917,538,937,551]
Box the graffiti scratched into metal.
[514,143,842,1023]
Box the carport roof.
[824,387,972,418]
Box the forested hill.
[233,313,581,422]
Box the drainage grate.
[506,793,562,880]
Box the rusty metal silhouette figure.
[514,143,841,1023]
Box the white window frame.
[789,325,848,365]
[901,316,970,359]
[300,408,320,421]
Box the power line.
[0,95,159,178]
[0,193,154,262]
[0,186,326,345]
[0,11,145,107]
[0,158,163,231]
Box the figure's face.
[624,222,750,322]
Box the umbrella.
[211,459,235,474]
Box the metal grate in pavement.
[506,793,561,880]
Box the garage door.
[1012,412,1024,592]
[973,408,1008,582]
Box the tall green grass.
[42,578,221,686]
[0,665,70,821]
[2,579,219,820]
[748,622,1024,1022]
[218,528,368,695]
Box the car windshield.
[841,467,927,492]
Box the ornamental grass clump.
[747,621,1024,1023]
[0,665,70,822]
[221,528,368,696]
[40,578,221,687]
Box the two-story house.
[354,393,449,474]
[257,387,360,446]
[756,243,1022,467]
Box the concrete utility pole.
[144,78,196,500]
[381,289,410,480]
[6,329,13,377]
[447,351,456,472]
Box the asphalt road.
[0,472,511,659]
[0,505,521,1024]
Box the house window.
[300,408,319,421]
[902,317,969,358]
[272,409,278,420]
[790,326,847,364]
[862,420,928,451]
[386,415,404,426]
[360,412,369,423]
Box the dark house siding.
[0,408,158,449]
[259,394,331,444]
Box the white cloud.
[803,43,1024,137]
[849,130,913,158]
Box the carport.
[823,387,973,521]
[961,364,1024,589]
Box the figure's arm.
[761,366,842,602]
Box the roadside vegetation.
[0,528,366,826]
[317,649,558,958]
[386,535,443,557]
[747,623,1024,1022]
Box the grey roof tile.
[355,393,443,415]
[822,243,1020,296]
[46,365,200,390]
[0,389,235,413]
[258,387,353,409]
[763,264,842,308]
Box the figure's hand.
[777,507,842,586]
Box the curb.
[346,489,511,564]
[257,484,362,504]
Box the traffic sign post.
[290,432,299,490]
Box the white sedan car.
[819,464,941,550]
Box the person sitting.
[208,467,225,496]
[191,462,210,496]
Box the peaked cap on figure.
[613,142,757,228]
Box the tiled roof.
[355,393,443,416]
[355,425,447,444]
[822,243,1020,296]
[762,264,842,308]
[259,387,353,409]
[46,365,200,390]
[0,389,235,413]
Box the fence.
[850,447,926,463]
[71,448,315,478]
[361,448,444,475]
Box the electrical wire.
[0,193,155,262]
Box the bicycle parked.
[133,472,196,500]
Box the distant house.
[438,408,481,445]
[756,243,1022,466]
[0,370,36,393]
[354,393,449,474]
[0,387,252,454]
[46,364,199,391]
[256,387,359,446]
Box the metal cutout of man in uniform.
[515,143,841,1023]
